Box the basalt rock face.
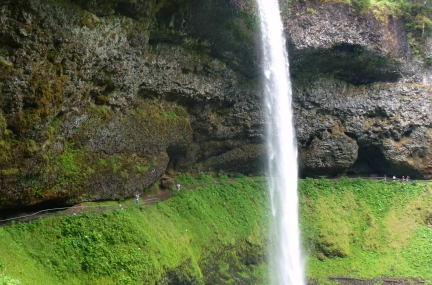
[0,0,431,209]
[294,78,432,178]
[0,0,263,209]
[286,2,432,179]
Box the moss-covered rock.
[0,0,264,209]
[0,0,431,209]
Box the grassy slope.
[2,177,432,284]
[300,178,432,283]
[0,175,270,285]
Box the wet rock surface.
[0,0,431,208]
[0,0,263,209]
[294,78,432,178]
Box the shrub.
[175,173,197,186]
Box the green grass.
[0,230,58,285]
[0,177,270,285]
[300,178,432,282]
[2,177,432,284]
[162,111,177,118]
[0,274,25,285]
[175,173,198,186]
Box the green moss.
[175,173,198,186]
[3,175,432,283]
[25,139,38,155]
[289,0,431,62]
[15,64,66,136]
[352,0,372,11]
[1,168,19,176]
[0,274,24,285]
[135,163,149,173]
[58,149,84,176]
[13,94,190,202]
[88,104,112,121]
[0,111,12,163]
[162,111,177,117]
[0,56,13,67]
[300,178,432,281]
[110,158,122,172]
[127,100,193,143]
[0,178,269,284]
[120,169,129,180]
[234,173,246,178]
[79,12,97,29]
[196,173,214,183]
[98,158,108,166]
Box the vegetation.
[0,176,269,285]
[2,176,432,284]
[0,98,194,208]
[281,0,432,64]
[358,0,431,61]
[175,172,216,186]
[374,0,432,54]
[0,274,23,285]
[0,111,12,164]
[300,178,432,282]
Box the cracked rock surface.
[0,0,431,209]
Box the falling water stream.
[256,0,305,284]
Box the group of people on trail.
[383,174,411,183]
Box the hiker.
[402,176,405,182]
[384,174,387,181]
[393,175,396,181]
[135,193,140,205]
[176,184,181,192]
[407,176,411,183]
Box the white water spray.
[256,0,305,284]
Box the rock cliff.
[287,1,432,178]
[0,0,431,209]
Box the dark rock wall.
[0,0,431,209]
[0,0,263,208]
[294,78,432,178]
[285,2,432,178]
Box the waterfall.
[256,0,305,284]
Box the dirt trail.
[0,189,177,226]
[0,180,226,225]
